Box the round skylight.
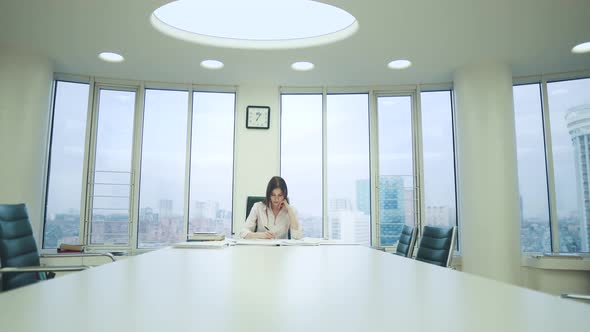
[151,0,358,49]
[291,61,314,71]
[201,59,224,69]
[98,52,124,63]
[572,41,590,54]
[387,59,412,70]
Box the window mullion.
[322,87,328,239]
[541,79,559,253]
[128,83,145,252]
[414,87,424,235]
[183,88,194,239]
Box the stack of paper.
[188,232,225,241]
[173,240,230,249]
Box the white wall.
[232,84,281,232]
[0,50,53,243]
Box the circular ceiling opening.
[151,0,358,49]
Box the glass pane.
[548,78,590,253]
[188,92,235,236]
[377,96,414,247]
[421,91,457,229]
[43,81,89,248]
[513,84,551,252]
[138,89,188,248]
[90,89,136,245]
[281,94,323,238]
[326,94,370,245]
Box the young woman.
[239,176,303,239]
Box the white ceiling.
[1,0,589,86]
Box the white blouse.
[239,202,304,239]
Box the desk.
[1,245,589,331]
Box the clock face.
[247,106,270,129]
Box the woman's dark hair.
[264,176,289,207]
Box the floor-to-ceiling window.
[43,79,235,250]
[281,88,458,247]
[514,77,590,253]
[43,81,89,248]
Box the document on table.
[173,240,230,249]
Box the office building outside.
[566,104,590,252]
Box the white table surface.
[1,245,589,331]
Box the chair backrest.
[0,203,42,290]
[246,196,266,221]
[415,225,456,267]
[394,225,417,258]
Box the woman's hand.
[279,200,290,211]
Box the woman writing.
[239,176,303,239]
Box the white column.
[454,63,521,285]
[0,50,53,240]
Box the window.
[43,79,236,250]
[326,94,370,245]
[420,91,458,246]
[89,88,137,245]
[513,84,551,252]
[188,92,235,236]
[547,78,590,253]
[513,77,590,253]
[43,81,89,248]
[138,89,188,248]
[280,94,323,238]
[376,96,415,247]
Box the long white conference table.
[1,245,589,331]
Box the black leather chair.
[394,225,417,258]
[0,203,90,291]
[415,225,456,267]
[246,196,266,220]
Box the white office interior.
[1,0,590,299]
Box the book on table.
[57,243,85,253]
[188,232,225,241]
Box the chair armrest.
[0,265,89,273]
[41,252,116,262]
[561,294,590,301]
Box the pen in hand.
[264,225,274,239]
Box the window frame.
[514,71,590,253]
[42,75,236,254]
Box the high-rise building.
[378,175,406,246]
[159,199,173,218]
[328,197,370,245]
[565,104,590,251]
[355,179,370,215]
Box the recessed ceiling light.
[388,59,412,70]
[291,61,314,71]
[572,41,590,54]
[200,59,224,69]
[151,0,358,49]
[98,52,124,63]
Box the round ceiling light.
[387,59,412,70]
[98,52,124,63]
[572,41,590,54]
[291,61,314,71]
[151,0,358,49]
[200,59,224,69]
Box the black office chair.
[415,225,456,267]
[0,203,91,291]
[394,225,417,258]
[246,196,266,220]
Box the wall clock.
[246,105,270,129]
